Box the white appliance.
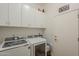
[0,44,30,56]
[0,39,31,56]
[27,37,47,56]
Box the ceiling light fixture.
[24,5,30,9]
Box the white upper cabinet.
[9,4,21,26]
[34,11,45,28]
[0,4,9,26]
[22,4,34,27]
[0,3,45,28]
[22,4,45,28]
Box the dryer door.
[33,42,46,56]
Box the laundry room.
[0,2,78,56]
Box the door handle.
[54,38,57,42]
[54,35,57,42]
[28,46,31,49]
[54,39,57,41]
[78,38,79,42]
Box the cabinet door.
[22,4,34,27]
[9,3,21,26]
[35,11,45,28]
[22,4,45,28]
[0,4,9,26]
[0,45,30,56]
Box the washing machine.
[27,37,47,56]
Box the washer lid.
[27,37,46,44]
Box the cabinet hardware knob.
[28,46,30,49]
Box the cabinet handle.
[54,39,57,41]
[78,38,79,42]
[28,46,30,49]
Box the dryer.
[27,37,47,56]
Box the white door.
[9,3,21,26]
[0,4,9,26]
[78,11,79,55]
[53,10,78,56]
[0,45,30,56]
